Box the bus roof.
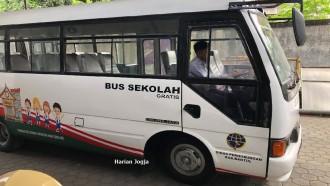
[0,0,237,26]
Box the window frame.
[187,24,259,83]
[61,16,180,78]
[183,18,270,128]
[0,32,6,71]
[5,24,61,73]
[0,15,181,79]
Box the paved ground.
[0,115,329,186]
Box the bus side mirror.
[292,8,306,46]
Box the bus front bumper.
[266,126,302,181]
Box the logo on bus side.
[226,133,246,150]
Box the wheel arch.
[0,121,23,152]
[144,130,216,168]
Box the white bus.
[0,0,304,184]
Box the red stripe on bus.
[20,113,144,154]
[215,168,265,179]
[63,123,144,153]
[63,128,143,157]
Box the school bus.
[0,0,305,184]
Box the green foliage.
[28,0,67,8]
[2,0,328,19]
[72,0,111,5]
[0,0,24,12]
[270,0,330,20]
[0,0,112,11]
[71,0,85,5]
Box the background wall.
[271,20,330,112]
[271,19,330,67]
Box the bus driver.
[188,40,250,121]
[189,40,241,78]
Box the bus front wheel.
[164,137,215,185]
[0,122,22,152]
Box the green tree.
[0,0,24,12]
[28,0,68,8]
[270,0,330,20]
[72,0,111,5]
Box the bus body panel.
[182,84,269,178]
[0,0,234,26]
[267,126,302,181]
[242,11,302,181]
[243,10,300,139]
[0,73,182,157]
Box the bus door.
[181,22,271,178]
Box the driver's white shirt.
[189,57,228,91]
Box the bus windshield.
[250,12,293,86]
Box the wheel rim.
[170,144,205,176]
[0,123,9,146]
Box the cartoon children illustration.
[33,98,42,126]
[24,98,32,125]
[53,102,64,132]
[43,101,51,129]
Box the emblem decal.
[226,133,246,150]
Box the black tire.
[164,137,216,185]
[0,122,23,152]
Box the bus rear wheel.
[164,137,215,185]
[0,122,22,152]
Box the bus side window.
[160,51,177,76]
[209,28,255,80]
[0,53,5,71]
[63,19,178,76]
[66,40,103,73]
[97,52,120,74]
[10,52,31,71]
[0,30,5,71]
[80,53,103,73]
[96,39,120,74]
[120,38,139,75]
[8,26,60,72]
[142,38,177,76]
[160,38,177,76]
[65,53,81,72]
[43,53,60,72]
[0,44,5,71]
[43,41,60,72]
[188,27,258,124]
[31,41,60,72]
[9,42,31,71]
[143,40,155,75]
